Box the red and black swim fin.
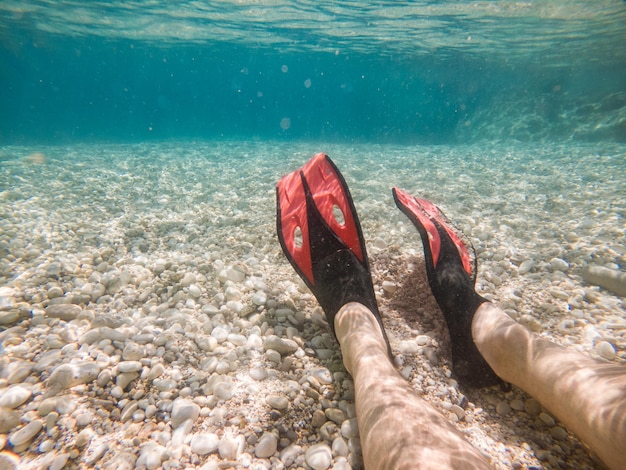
[393,187,502,388]
[277,153,391,355]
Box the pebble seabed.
[0,141,624,470]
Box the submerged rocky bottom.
[0,140,624,469]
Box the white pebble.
[266,394,289,410]
[340,418,359,438]
[46,361,99,397]
[252,291,267,306]
[188,284,202,298]
[518,260,535,275]
[219,435,244,460]
[255,432,278,458]
[332,437,349,457]
[226,267,245,283]
[381,281,397,294]
[549,258,569,272]
[398,340,419,354]
[0,386,32,409]
[311,367,333,385]
[596,341,616,360]
[9,419,43,447]
[250,367,267,381]
[117,361,142,373]
[191,433,219,455]
[305,443,333,470]
[264,335,298,355]
[171,398,200,428]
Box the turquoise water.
[1,4,626,468]
[1,0,625,143]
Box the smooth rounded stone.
[45,304,82,321]
[146,363,165,381]
[171,418,194,446]
[196,335,218,352]
[191,433,220,455]
[227,333,247,347]
[0,451,20,470]
[219,435,244,460]
[117,361,142,373]
[249,367,267,381]
[518,260,535,275]
[99,326,127,342]
[47,286,64,299]
[9,419,43,447]
[550,426,568,441]
[0,310,20,326]
[188,284,202,298]
[264,335,298,355]
[539,412,556,426]
[140,445,165,470]
[49,453,69,470]
[211,326,229,343]
[85,443,109,466]
[266,394,289,411]
[305,443,333,470]
[46,361,99,397]
[596,341,616,360]
[255,432,278,458]
[0,408,20,433]
[252,291,267,306]
[76,411,94,427]
[225,301,244,313]
[332,437,349,457]
[171,398,200,428]
[496,401,511,415]
[116,372,139,390]
[213,377,235,400]
[122,343,145,361]
[325,408,345,425]
[549,258,569,272]
[154,378,177,392]
[38,439,55,453]
[398,340,419,354]
[311,410,326,428]
[340,418,359,439]
[381,280,397,294]
[450,404,465,421]
[120,402,138,422]
[96,369,112,387]
[0,385,32,409]
[415,335,429,346]
[55,396,77,415]
[225,286,241,301]
[311,367,333,385]
[145,404,157,419]
[556,319,575,331]
[582,265,626,297]
[90,284,106,301]
[280,444,303,467]
[510,399,525,411]
[225,267,246,283]
[76,427,94,448]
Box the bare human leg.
[473,302,626,470]
[335,302,492,470]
